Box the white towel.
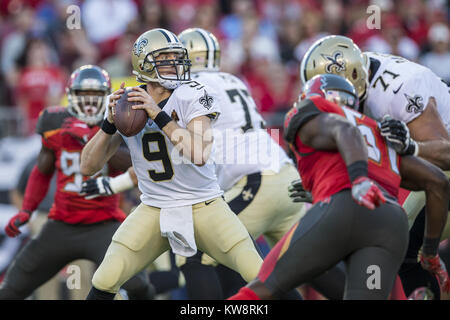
[160,205,197,257]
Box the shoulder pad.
[284,99,321,144]
[35,107,71,136]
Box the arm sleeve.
[21,165,53,213]
[184,86,222,124]
[390,69,441,124]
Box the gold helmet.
[300,35,369,100]
[178,28,220,72]
[131,28,191,89]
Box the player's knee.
[92,254,125,293]
[228,240,263,282]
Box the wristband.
[403,139,418,156]
[154,111,172,129]
[422,237,441,256]
[109,171,136,194]
[347,160,368,182]
[101,119,117,135]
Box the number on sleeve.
[342,107,399,174]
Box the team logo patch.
[171,110,179,122]
[404,93,424,114]
[133,38,148,57]
[321,51,346,73]
[199,90,214,110]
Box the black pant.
[261,190,409,300]
[0,219,151,300]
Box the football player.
[297,35,450,299]
[228,74,450,300]
[0,65,154,300]
[80,28,263,300]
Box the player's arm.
[298,109,385,209]
[80,85,125,176]
[162,114,214,166]
[399,155,450,292]
[5,146,55,237]
[80,166,138,199]
[407,97,450,170]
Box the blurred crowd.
[0,0,449,137]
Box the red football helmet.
[66,65,111,126]
[299,74,359,110]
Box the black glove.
[288,179,313,203]
[380,115,418,156]
[80,177,114,200]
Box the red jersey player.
[228,74,450,300]
[0,65,153,300]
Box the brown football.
[113,89,149,137]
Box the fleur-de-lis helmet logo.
[199,90,214,110]
[133,38,148,57]
[321,51,346,73]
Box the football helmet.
[300,35,369,100]
[66,65,111,126]
[178,28,220,72]
[131,28,191,89]
[300,74,359,110]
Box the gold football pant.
[91,197,263,293]
[402,170,450,240]
[224,163,306,247]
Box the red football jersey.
[35,106,126,224]
[286,96,402,203]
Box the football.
[113,89,149,137]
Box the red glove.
[5,210,31,237]
[351,176,386,210]
[420,254,450,293]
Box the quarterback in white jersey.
[79,28,263,300]
[172,28,306,299]
[300,34,450,299]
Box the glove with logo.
[351,176,386,210]
[380,115,418,156]
[288,179,313,203]
[5,210,31,237]
[80,176,114,200]
[419,253,450,293]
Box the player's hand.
[288,179,313,203]
[419,253,450,293]
[5,210,31,237]
[80,177,114,200]
[380,115,418,156]
[351,177,386,210]
[107,82,125,123]
[128,86,161,120]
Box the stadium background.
[0,0,448,300]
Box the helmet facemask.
[134,47,191,89]
[67,89,108,126]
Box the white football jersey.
[118,82,223,208]
[193,71,293,190]
[364,52,450,132]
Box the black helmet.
[66,65,111,125]
[301,74,359,110]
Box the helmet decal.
[133,38,148,57]
[321,51,346,73]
